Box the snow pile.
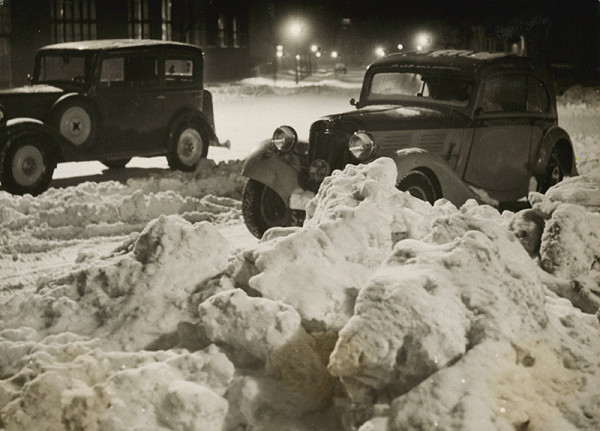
[557,85,600,117]
[0,159,244,254]
[0,333,233,431]
[0,215,230,350]
[234,159,445,331]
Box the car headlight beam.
[272,125,298,153]
[348,131,374,160]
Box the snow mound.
[235,158,444,331]
[0,215,231,350]
[329,215,547,404]
[0,331,233,431]
[558,85,600,117]
[0,159,244,254]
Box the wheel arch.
[168,108,217,149]
[390,148,478,207]
[242,138,304,206]
[535,127,577,176]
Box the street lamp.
[331,51,339,59]
[375,46,386,57]
[415,33,431,50]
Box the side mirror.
[350,97,358,107]
[26,73,33,84]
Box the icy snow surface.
[1,82,599,430]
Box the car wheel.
[50,98,98,147]
[101,158,131,169]
[397,170,437,204]
[0,134,54,196]
[167,122,208,172]
[538,149,564,193]
[242,179,291,238]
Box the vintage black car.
[242,50,576,238]
[0,39,219,195]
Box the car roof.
[38,39,203,54]
[369,50,541,76]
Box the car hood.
[0,84,65,96]
[321,104,470,131]
[0,84,67,120]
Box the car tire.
[397,170,437,204]
[242,179,291,238]
[0,133,55,196]
[167,121,208,172]
[50,98,99,148]
[101,158,131,169]
[538,148,564,193]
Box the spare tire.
[50,98,99,148]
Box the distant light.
[276,51,283,57]
[375,46,386,57]
[311,44,319,53]
[295,54,301,60]
[331,51,339,58]
[315,52,322,58]
[397,44,403,50]
[290,22,304,38]
[416,44,423,51]
[416,33,431,48]
[276,45,283,52]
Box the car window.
[527,76,550,112]
[99,54,159,87]
[367,72,472,106]
[165,58,195,87]
[36,54,88,84]
[480,73,527,112]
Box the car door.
[464,72,545,201]
[162,52,204,123]
[94,51,165,154]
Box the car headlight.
[272,126,297,153]
[349,131,374,160]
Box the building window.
[128,0,150,39]
[161,0,171,40]
[0,0,10,87]
[51,0,97,43]
[208,12,245,48]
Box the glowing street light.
[311,44,319,53]
[375,46,386,57]
[289,22,304,38]
[415,33,431,50]
[315,52,322,58]
[397,44,404,50]
[331,51,339,59]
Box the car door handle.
[156,95,165,100]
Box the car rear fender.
[534,126,577,176]
[242,138,304,206]
[1,117,85,163]
[169,108,218,145]
[391,148,478,206]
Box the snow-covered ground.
[0,77,599,430]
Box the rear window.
[165,58,195,87]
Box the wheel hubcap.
[550,166,562,185]
[176,128,203,166]
[60,107,91,145]
[12,145,45,186]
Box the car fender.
[169,108,218,145]
[391,148,478,206]
[242,138,305,205]
[50,92,85,110]
[1,117,85,163]
[534,126,577,176]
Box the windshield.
[365,71,473,107]
[34,53,90,86]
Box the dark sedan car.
[0,39,220,195]
[241,50,576,238]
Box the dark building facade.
[0,0,275,87]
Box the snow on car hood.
[0,83,65,95]
[322,103,469,131]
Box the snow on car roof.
[369,50,538,75]
[38,39,202,53]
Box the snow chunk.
[0,215,231,350]
[237,158,440,331]
[329,215,547,404]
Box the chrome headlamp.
[272,126,297,153]
[348,131,374,160]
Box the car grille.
[303,130,351,192]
